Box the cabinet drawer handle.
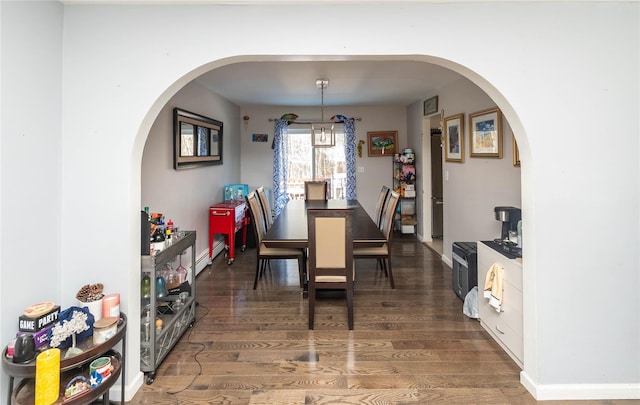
[495,325,505,335]
[212,211,230,216]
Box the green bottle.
[141,273,151,299]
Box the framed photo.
[252,133,268,142]
[367,131,398,156]
[469,107,503,158]
[444,113,464,163]
[424,96,439,116]
[513,137,521,167]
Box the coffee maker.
[494,206,521,241]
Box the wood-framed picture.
[513,137,521,167]
[367,131,398,156]
[469,107,502,158]
[423,95,439,116]
[444,113,464,163]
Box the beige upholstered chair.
[307,208,355,330]
[256,186,273,231]
[354,191,400,288]
[246,191,304,289]
[304,181,328,201]
[373,185,391,228]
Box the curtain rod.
[267,117,361,124]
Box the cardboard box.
[16,324,53,349]
[401,224,415,234]
[18,305,60,333]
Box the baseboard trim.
[520,371,640,400]
[111,370,144,402]
[441,254,452,268]
[194,239,225,276]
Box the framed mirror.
[174,108,223,169]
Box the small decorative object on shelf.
[35,348,60,405]
[393,149,417,234]
[64,375,90,400]
[49,309,90,358]
[76,283,105,321]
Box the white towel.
[483,263,504,313]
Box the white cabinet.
[477,241,523,368]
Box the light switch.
[445,170,449,181]
[358,167,364,173]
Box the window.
[285,127,346,200]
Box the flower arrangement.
[76,283,104,303]
[49,310,90,349]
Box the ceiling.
[194,60,464,108]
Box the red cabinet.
[209,201,249,265]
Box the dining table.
[262,199,386,250]
[262,199,385,296]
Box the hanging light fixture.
[311,79,335,147]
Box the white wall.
[0,0,64,396]
[437,77,521,261]
[1,1,638,401]
[142,80,242,262]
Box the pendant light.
[311,79,335,147]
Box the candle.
[35,348,60,405]
[102,293,120,318]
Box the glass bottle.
[155,275,168,298]
[141,273,151,299]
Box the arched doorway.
[136,52,528,392]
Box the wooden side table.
[2,312,127,405]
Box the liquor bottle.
[166,219,173,239]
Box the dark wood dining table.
[262,199,385,296]
[262,199,386,249]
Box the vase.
[79,298,103,321]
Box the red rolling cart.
[209,200,249,265]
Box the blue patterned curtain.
[272,119,289,216]
[343,118,357,200]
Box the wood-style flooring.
[128,234,635,405]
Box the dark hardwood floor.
[129,234,635,404]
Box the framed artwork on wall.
[367,131,398,156]
[513,137,521,167]
[423,95,439,116]
[469,107,503,158]
[444,113,464,163]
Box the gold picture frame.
[469,107,502,158]
[513,137,521,167]
[444,113,464,163]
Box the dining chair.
[304,181,328,201]
[307,208,355,330]
[354,190,400,289]
[256,186,273,231]
[245,191,305,289]
[373,185,391,228]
